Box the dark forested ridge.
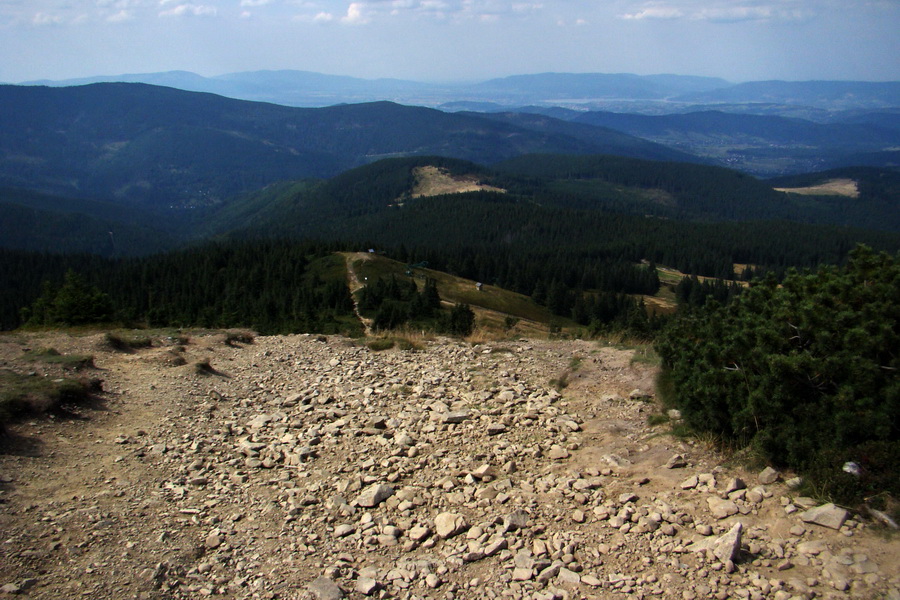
[0,83,691,209]
[2,150,898,275]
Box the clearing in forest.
[774,178,859,198]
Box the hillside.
[0,187,180,256]
[0,83,692,209]
[1,329,897,599]
[2,151,899,265]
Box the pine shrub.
[655,246,899,503]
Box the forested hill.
[0,83,690,209]
[2,149,899,262]
[492,155,900,230]
[198,157,900,284]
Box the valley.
[0,74,898,600]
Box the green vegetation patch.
[23,347,95,370]
[105,331,153,352]
[656,246,900,505]
[366,338,396,352]
[0,370,97,427]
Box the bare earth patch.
[410,166,506,199]
[774,178,860,198]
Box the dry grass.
[774,178,859,198]
[410,166,506,199]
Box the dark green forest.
[6,242,360,335]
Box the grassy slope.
[346,253,576,334]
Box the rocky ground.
[0,331,897,600]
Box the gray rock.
[707,497,739,519]
[333,524,355,538]
[796,540,827,555]
[724,477,746,494]
[548,445,570,460]
[354,484,394,508]
[800,503,848,530]
[394,433,415,447]
[442,411,470,424]
[434,512,468,539]
[486,423,507,435]
[557,567,581,585]
[307,576,344,600]
[355,577,379,596]
[713,522,743,563]
[407,525,431,541]
[536,562,563,583]
[484,538,508,557]
[503,509,529,532]
[512,567,533,581]
[680,476,699,490]
[758,466,779,485]
[665,454,687,469]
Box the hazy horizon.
[13,68,900,87]
[2,1,899,84]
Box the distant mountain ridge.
[0,82,695,207]
[19,70,900,112]
[515,108,900,175]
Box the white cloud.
[341,2,368,23]
[32,12,64,25]
[619,5,684,20]
[158,3,218,17]
[287,0,552,24]
[240,0,271,6]
[618,1,813,23]
[106,9,134,21]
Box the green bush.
[655,246,899,503]
[443,303,475,337]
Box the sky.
[1,0,898,84]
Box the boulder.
[354,484,394,508]
[758,466,779,485]
[307,577,344,600]
[800,503,848,530]
[434,512,468,539]
[707,497,739,519]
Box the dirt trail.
[343,252,375,336]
